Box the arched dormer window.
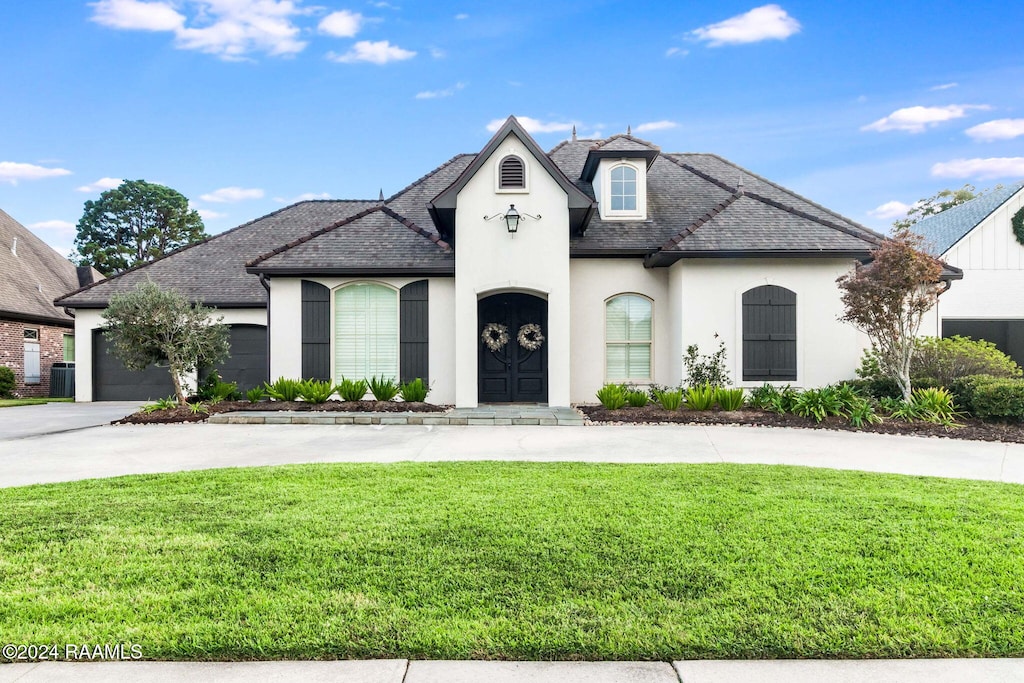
[498,155,526,190]
[610,164,637,212]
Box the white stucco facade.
[453,133,572,407]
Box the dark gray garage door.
[92,330,176,401]
[209,324,268,392]
[943,319,1024,367]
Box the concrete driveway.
[0,401,140,440]
[2,418,1023,488]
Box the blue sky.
[2,1,1023,257]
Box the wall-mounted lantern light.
[484,204,541,235]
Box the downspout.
[259,274,271,383]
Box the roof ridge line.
[245,205,385,268]
[379,205,451,251]
[744,191,883,246]
[385,154,475,203]
[657,192,743,251]
[592,133,661,150]
[54,200,331,305]
[664,156,739,194]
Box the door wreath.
[481,323,509,352]
[517,323,545,351]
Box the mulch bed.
[578,404,1024,444]
[116,400,447,425]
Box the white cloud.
[429,46,445,59]
[199,186,264,202]
[273,192,332,203]
[0,161,72,185]
[89,0,185,31]
[931,157,1024,180]
[76,177,123,193]
[861,104,990,134]
[930,82,958,91]
[454,13,468,20]
[486,116,574,134]
[28,220,77,235]
[196,208,227,220]
[868,200,914,220]
[690,4,801,47]
[318,10,362,37]
[665,47,689,58]
[965,118,1024,142]
[634,120,678,133]
[415,82,465,99]
[327,40,416,64]
[91,0,308,60]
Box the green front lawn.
[0,397,73,408]
[1,463,1022,660]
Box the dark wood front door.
[478,293,548,403]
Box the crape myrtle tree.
[74,179,206,275]
[837,228,944,400]
[102,282,230,406]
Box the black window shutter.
[742,285,797,381]
[301,280,331,381]
[400,280,429,384]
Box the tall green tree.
[74,179,206,275]
[102,282,230,406]
[892,184,985,230]
[837,228,944,400]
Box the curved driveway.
[1,405,1022,488]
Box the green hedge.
[951,374,1024,422]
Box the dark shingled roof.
[56,124,885,309]
[247,206,452,275]
[0,208,86,324]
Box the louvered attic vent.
[499,155,525,189]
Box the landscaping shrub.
[337,378,369,402]
[264,377,302,402]
[714,387,745,411]
[368,376,400,402]
[684,384,715,411]
[298,379,335,404]
[792,387,846,423]
[683,341,731,387]
[748,383,799,414]
[198,372,241,402]
[847,400,881,428]
[625,388,649,407]
[953,375,1024,422]
[245,386,265,404]
[909,387,961,426]
[0,365,14,398]
[913,336,1022,386]
[655,388,683,411]
[596,383,626,410]
[399,378,430,402]
[843,377,902,401]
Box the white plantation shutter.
[605,295,652,380]
[335,284,399,382]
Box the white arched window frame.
[333,282,399,382]
[605,294,653,381]
[609,164,638,212]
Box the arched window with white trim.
[334,283,399,381]
[605,294,652,381]
[610,164,638,212]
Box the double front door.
[478,293,548,403]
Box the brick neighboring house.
[0,208,97,397]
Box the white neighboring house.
[911,182,1024,364]
[56,116,925,405]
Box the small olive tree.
[102,282,230,405]
[837,228,944,400]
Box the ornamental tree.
[74,179,206,275]
[102,282,230,406]
[837,228,944,400]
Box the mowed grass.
[0,398,73,408]
[1,462,1022,661]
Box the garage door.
[942,319,1024,366]
[209,324,268,392]
[92,330,176,401]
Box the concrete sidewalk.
[2,421,1022,488]
[0,401,139,441]
[1,659,1021,682]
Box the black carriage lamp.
[484,204,541,235]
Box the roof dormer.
[582,136,659,222]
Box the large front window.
[605,295,652,380]
[334,283,398,381]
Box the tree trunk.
[170,369,189,406]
